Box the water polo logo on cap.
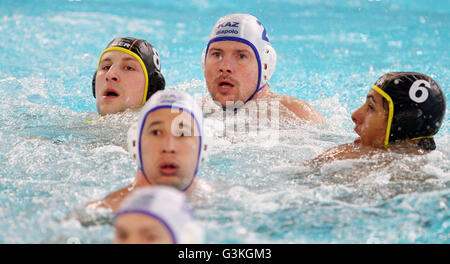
[109,38,134,49]
[160,93,184,104]
[215,21,240,35]
[409,80,430,103]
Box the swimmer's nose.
[218,55,233,75]
[162,134,176,154]
[105,66,120,83]
[351,107,362,124]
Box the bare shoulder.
[274,94,324,124]
[308,143,380,165]
[86,184,133,212]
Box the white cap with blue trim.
[115,186,204,244]
[127,90,206,192]
[202,13,277,102]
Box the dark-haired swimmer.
[87,90,207,211]
[311,72,446,163]
[92,37,165,116]
[202,14,323,124]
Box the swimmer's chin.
[354,137,361,144]
[97,106,142,116]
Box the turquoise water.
[0,0,448,243]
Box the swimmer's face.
[204,41,259,107]
[140,108,200,190]
[95,50,146,115]
[114,213,174,244]
[351,89,388,148]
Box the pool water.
[0,0,448,243]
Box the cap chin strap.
[371,85,394,149]
[98,47,149,105]
[245,82,267,103]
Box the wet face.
[114,213,174,244]
[204,41,259,107]
[95,50,146,115]
[140,108,200,190]
[351,89,388,148]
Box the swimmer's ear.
[261,45,277,83]
[147,71,166,101]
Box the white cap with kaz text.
[202,14,277,102]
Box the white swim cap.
[127,90,206,191]
[115,186,204,244]
[202,13,277,102]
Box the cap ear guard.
[201,48,206,73]
[198,120,213,163]
[260,45,276,85]
[127,122,141,167]
[146,71,166,101]
[92,71,97,98]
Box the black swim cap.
[92,37,165,103]
[372,72,446,148]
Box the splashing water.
[0,0,448,243]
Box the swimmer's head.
[93,37,165,115]
[353,72,446,149]
[127,90,207,192]
[202,14,277,107]
[114,186,204,244]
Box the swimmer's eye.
[125,65,135,71]
[211,51,222,59]
[150,130,161,136]
[101,65,111,71]
[238,53,247,59]
[368,104,374,111]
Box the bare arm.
[86,184,133,212]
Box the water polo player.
[114,186,203,244]
[92,37,165,115]
[312,72,446,161]
[87,90,207,211]
[203,13,323,123]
